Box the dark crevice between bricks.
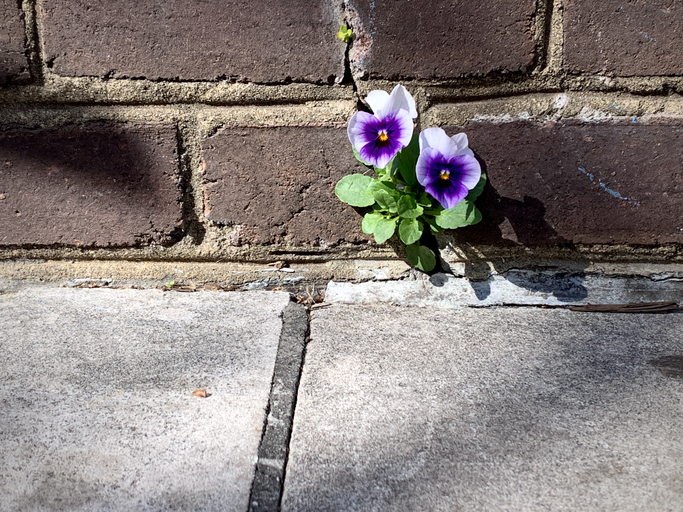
[21,0,43,83]
[534,0,555,72]
[339,7,357,92]
[175,124,205,245]
[248,300,309,512]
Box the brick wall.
[1,0,683,267]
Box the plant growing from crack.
[336,24,354,43]
[335,85,486,272]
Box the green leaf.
[334,174,376,207]
[373,190,397,212]
[369,181,400,212]
[388,134,419,186]
[369,179,398,194]
[397,195,424,219]
[398,218,423,245]
[434,200,479,229]
[373,217,398,244]
[417,192,432,207]
[466,172,487,202]
[405,243,436,272]
[361,212,383,234]
[336,24,354,43]
[422,215,443,233]
[469,205,482,225]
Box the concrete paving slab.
[0,287,290,512]
[326,271,683,308]
[283,304,683,512]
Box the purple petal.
[427,178,470,210]
[348,111,379,150]
[416,148,482,209]
[356,110,413,168]
[416,147,443,186]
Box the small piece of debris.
[163,280,197,292]
[310,303,331,310]
[66,278,113,289]
[569,301,679,313]
[269,261,289,270]
[192,389,209,398]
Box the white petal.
[375,84,418,118]
[365,90,390,115]
[450,133,471,154]
[419,127,453,155]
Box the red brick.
[347,0,537,79]
[41,0,343,83]
[564,0,683,76]
[0,123,182,246]
[0,0,29,84]
[449,120,683,245]
[201,126,369,246]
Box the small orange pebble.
[192,389,208,398]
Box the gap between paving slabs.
[248,301,310,512]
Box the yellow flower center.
[378,130,389,142]
[439,170,451,181]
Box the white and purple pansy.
[347,84,418,169]
[416,127,482,210]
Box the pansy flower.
[347,84,418,169]
[416,127,481,209]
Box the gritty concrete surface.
[283,304,683,511]
[326,271,683,308]
[0,287,290,511]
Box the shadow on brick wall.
[0,123,181,246]
[439,155,588,302]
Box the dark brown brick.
[564,0,683,76]
[0,123,182,246]
[347,0,536,79]
[450,120,683,245]
[202,126,369,246]
[41,0,343,83]
[0,0,29,84]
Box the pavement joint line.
[248,300,309,512]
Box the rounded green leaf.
[373,217,398,244]
[399,218,423,245]
[335,174,375,207]
[434,200,476,229]
[397,195,424,219]
[361,212,383,234]
[405,243,436,272]
[372,189,398,213]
